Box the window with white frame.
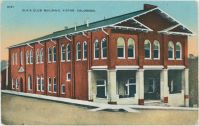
[12,78,15,89]
[26,51,29,64]
[66,44,71,61]
[48,77,52,92]
[41,75,44,91]
[53,46,56,62]
[15,53,17,65]
[125,78,136,97]
[20,51,23,65]
[66,72,71,81]
[48,47,52,62]
[168,41,174,60]
[94,40,99,59]
[28,76,32,90]
[176,42,182,60]
[61,84,65,94]
[83,41,87,60]
[30,50,33,64]
[128,38,135,58]
[117,37,125,58]
[144,40,151,59]
[16,79,19,89]
[40,48,44,63]
[61,44,66,61]
[76,42,81,60]
[153,40,160,59]
[53,77,57,93]
[101,38,107,59]
[12,54,15,65]
[96,79,107,98]
[36,49,40,64]
[37,76,41,91]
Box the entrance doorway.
[20,78,23,92]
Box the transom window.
[76,42,81,60]
[153,40,160,59]
[144,40,151,59]
[101,38,107,58]
[94,40,99,59]
[61,44,66,61]
[168,41,174,59]
[83,41,87,60]
[117,37,125,58]
[176,42,182,60]
[128,38,135,58]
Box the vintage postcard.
[1,0,198,125]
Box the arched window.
[144,40,151,59]
[16,79,18,89]
[20,51,23,65]
[128,38,135,58]
[101,38,107,58]
[40,48,43,63]
[48,47,52,62]
[53,46,56,62]
[29,50,33,64]
[94,40,99,59]
[83,41,87,60]
[26,51,29,64]
[153,40,160,59]
[76,42,81,60]
[168,41,174,59]
[53,77,57,93]
[117,37,125,58]
[61,44,66,61]
[176,42,182,59]
[36,49,40,63]
[28,76,32,90]
[37,76,41,91]
[66,44,71,61]
[48,77,52,92]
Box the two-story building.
[8,4,192,106]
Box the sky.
[1,1,198,60]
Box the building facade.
[8,4,192,106]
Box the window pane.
[176,51,180,59]
[118,48,124,57]
[62,85,65,93]
[128,48,134,57]
[95,49,99,58]
[168,50,173,58]
[103,48,107,58]
[145,50,150,58]
[53,48,56,61]
[154,50,159,58]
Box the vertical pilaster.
[160,69,169,103]
[107,69,118,104]
[184,68,189,107]
[136,69,144,105]
[88,70,93,101]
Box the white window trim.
[144,40,151,60]
[168,41,174,60]
[127,38,135,59]
[66,72,71,81]
[61,44,66,62]
[66,44,71,62]
[52,46,56,63]
[41,76,44,92]
[176,42,182,60]
[48,77,52,92]
[117,37,125,59]
[76,42,81,61]
[53,77,57,93]
[20,51,23,65]
[83,41,87,60]
[101,38,107,59]
[153,40,160,60]
[61,84,66,94]
[94,40,99,60]
[40,48,44,63]
[96,79,107,97]
[125,78,136,96]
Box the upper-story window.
[28,75,32,90]
[176,42,182,60]
[41,75,44,91]
[48,47,52,62]
[168,41,174,60]
[117,37,125,58]
[53,46,56,62]
[94,39,99,59]
[67,44,71,61]
[128,38,135,59]
[30,50,33,64]
[40,48,43,63]
[36,49,40,64]
[153,40,160,59]
[66,72,71,81]
[61,44,66,61]
[83,41,87,60]
[76,42,81,60]
[53,77,57,93]
[101,38,107,59]
[20,51,23,65]
[144,40,151,59]
[15,53,18,65]
[26,51,29,64]
[12,54,15,65]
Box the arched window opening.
[117,37,125,58]
[176,42,182,59]
[128,38,135,58]
[144,40,151,59]
[168,41,174,59]
[94,40,99,59]
[153,40,160,59]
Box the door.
[144,78,160,100]
[20,78,23,92]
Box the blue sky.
[1,1,198,60]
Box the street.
[1,93,198,125]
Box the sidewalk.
[1,90,198,112]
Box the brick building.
[8,4,193,106]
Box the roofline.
[158,31,193,36]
